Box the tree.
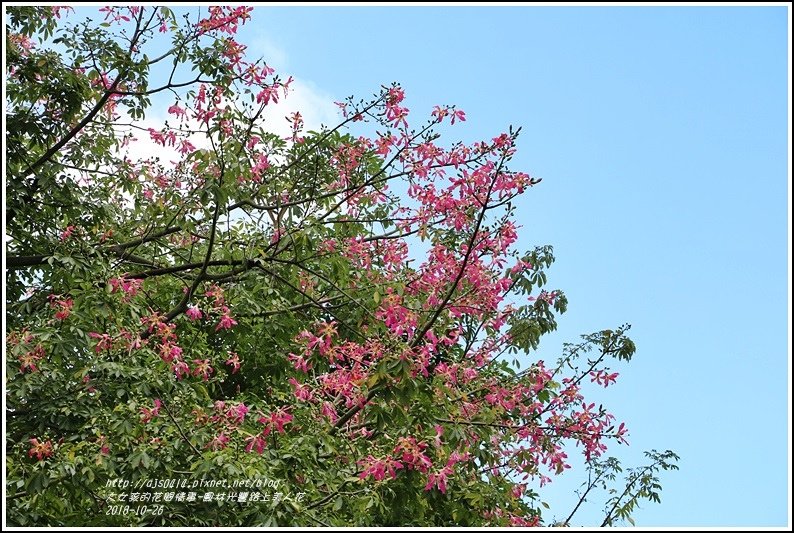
[5,6,678,526]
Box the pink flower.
[510,515,540,527]
[433,424,444,447]
[375,133,397,156]
[196,6,253,36]
[172,360,190,380]
[159,343,182,363]
[179,139,196,154]
[83,374,96,393]
[394,437,432,473]
[148,128,164,144]
[19,345,45,373]
[8,33,34,56]
[424,466,453,494]
[51,6,74,19]
[28,438,54,461]
[255,85,279,105]
[215,310,238,331]
[296,321,337,355]
[269,409,293,433]
[446,450,472,468]
[387,86,405,104]
[148,127,176,147]
[227,403,249,424]
[511,484,526,499]
[289,378,312,401]
[431,105,449,123]
[167,103,187,119]
[320,401,338,423]
[109,276,143,300]
[140,399,162,424]
[376,298,417,338]
[96,435,110,456]
[49,295,73,320]
[251,153,270,182]
[288,352,311,373]
[204,284,225,303]
[192,359,214,381]
[88,332,113,353]
[544,446,571,474]
[245,434,267,454]
[358,455,404,481]
[225,351,241,373]
[461,366,478,382]
[206,432,230,450]
[60,225,75,241]
[590,370,619,388]
[615,422,629,444]
[319,238,337,253]
[185,306,203,321]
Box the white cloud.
[120,38,339,167]
[114,37,340,211]
[250,36,290,73]
[118,77,339,168]
[251,37,339,136]
[121,116,182,167]
[260,77,339,138]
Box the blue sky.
[230,6,790,527]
